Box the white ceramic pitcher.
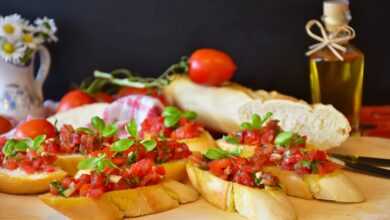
[0,46,51,120]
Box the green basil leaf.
[230,147,241,156]
[77,157,99,170]
[275,131,294,147]
[14,140,30,151]
[223,135,240,145]
[204,148,230,160]
[2,140,16,157]
[311,161,318,174]
[91,116,105,132]
[96,159,116,172]
[111,139,135,152]
[164,115,180,128]
[261,112,273,125]
[128,151,138,165]
[183,111,197,120]
[76,127,95,135]
[142,140,157,151]
[162,106,181,117]
[102,124,118,137]
[240,122,252,130]
[251,114,262,129]
[31,135,46,151]
[50,181,65,196]
[127,119,138,138]
[300,160,312,169]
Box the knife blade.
[330,154,390,178]
[330,153,390,166]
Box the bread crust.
[0,168,66,194]
[186,162,296,220]
[40,180,198,220]
[178,130,217,154]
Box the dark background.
[1,0,389,104]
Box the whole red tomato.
[0,116,12,134]
[93,92,113,103]
[15,119,57,139]
[188,48,237,86]
[57,90,95,113]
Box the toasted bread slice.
[179,130,217,154]
[0,168,66,194]
[40,180,198,220]
[217,139,364,202]
[186,162,296,220]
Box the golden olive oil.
[310,45,364,132]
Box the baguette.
[186,162,296,220]
[164,76,350,149]
[40,180,198,220]
[0,168,66,194]
[178,130,217,153]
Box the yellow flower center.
[3,23,15,34]
[22,34,33,43]
[2,42,15,54]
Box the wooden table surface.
[1,136,390,220]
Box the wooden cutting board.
[1,137,389,220]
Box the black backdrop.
[1,0,390,104]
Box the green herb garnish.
[275,131,294,147]
[110,139,135,152]
[240,112,273,130]
[90,116,118,138]
[223,135,240,145]
[2,135,47,157]
[141,139,157,151]
[126,119,138,138]
[77,154,117,172]
[162,106,197,128]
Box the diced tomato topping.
[317,161,341,175]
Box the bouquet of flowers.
[0,14,57,65]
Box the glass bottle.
[309,0,364,133]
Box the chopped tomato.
[15,119,57,139]
[208,158,232,179]
[93,92,113,103]
[170,120,202,139]
[127,158,153,177]
[317,161,341,175]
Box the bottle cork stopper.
[322,0,351,31]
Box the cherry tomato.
[116,87,166,104]
[93,92,113,103]
[15,119,57,139]
[57,90,95,113]
[0,116,12,134]
[188,48,237,86]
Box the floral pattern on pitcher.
[0,84,41,112]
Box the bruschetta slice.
[140,106,217,153]
[40,155,198,220]
[186,151,296,220]
[217,113,364,203]
[0,138,66,194]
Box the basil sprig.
[240,112,273,130]
[141,139,157,151]
[77,154,117,172]
[275,131,305,147]
[223,135,240,145]
[110,139,135,152]
[2,135,46,157]
[77,116,118,138]
[204,147,241,160]
[126,119,138,138]
[162,106,197,128]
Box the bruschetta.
[140,106,217,153]
[216,113,364,202]
[163,75,350,150]
[40,154,198,220]
[186,151,296,220]
[0,137,66,194]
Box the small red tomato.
[116,87,166,104]
[93,92,113,103]
[188,48,237,86]
[15,119,57,139]
[57,90,95,113]
[0,116,12,134]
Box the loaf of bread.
[164,76,351,149]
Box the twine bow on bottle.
[305,19,355,61]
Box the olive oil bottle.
[309,0,364,133]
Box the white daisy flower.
[0,40,25,64]
[21,32,42,49]
[0,14,24,42]
[34,17,58,42]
